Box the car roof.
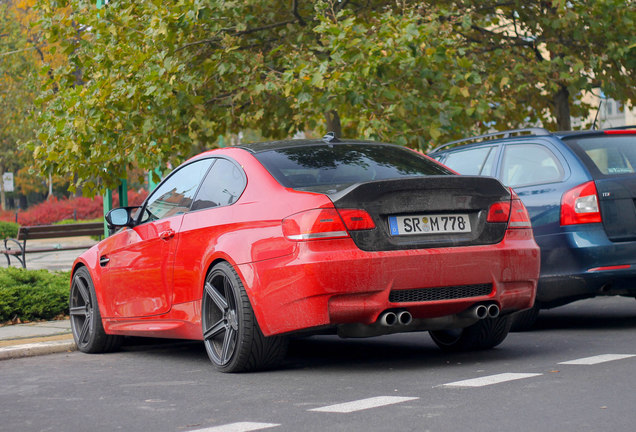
[430,126,636,154]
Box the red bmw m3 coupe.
[70,136,539,372]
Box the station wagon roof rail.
[429,127,550,153]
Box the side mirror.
[105,207,139,229]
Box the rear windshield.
[564,135,636,178]
[253,143,452,191]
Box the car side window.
[501,144,563,187]
[442,146,496,175]
[140,159,213,223]
[191,158,246,211]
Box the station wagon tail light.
[560,181,601,225]
[282,208,375,241]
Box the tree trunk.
[48,172,53,198]
[0,170,5,211]
[324,110,342,138]
[554,86,571,131]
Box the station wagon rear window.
[254,144,452,191]
[565,135,636,178]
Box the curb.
[0,340,76,360]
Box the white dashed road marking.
[442,372,542,388]
[190,353,636,430]
[559,354,636,365]
[190,422,280,432]
[309,396,419,413]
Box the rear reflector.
[561,181,602,225]
[282,208,374,241]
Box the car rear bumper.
[536,226,636,305]
[238,229,539,336]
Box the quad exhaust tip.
[462,303,500,320]
[378,304,497,327]
[378,310,413,327]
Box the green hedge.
[0,268,70,322]
[0,220,19,239]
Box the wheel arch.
[201,256,268,332]
[71,257,113,323]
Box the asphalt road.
[2,296,636,432]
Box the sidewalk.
[0,319,76,360]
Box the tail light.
[560,181,601,225]
[336,209,376,231]
[282,208,375,241]
[487,190,532,229]
[509,194,532,228]
[487,202,511,223]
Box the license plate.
[388,214,471,235]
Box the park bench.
[1,222,104,269]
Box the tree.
[442,0,635,130]
[1,0,68,209]
[33,1,499,195]
[31,0,635,196]
[0,1,40,209]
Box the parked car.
[430,127,636,329]
[70,135,539,372]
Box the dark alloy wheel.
[429,315,512,352]
[69,267,122,353]
[202,262,288,373]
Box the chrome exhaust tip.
[475,304,488,320]
[379,311,398,326]
[397,311,413,325]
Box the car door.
[496,141,569,235]
[172,157,248,305]
[99,158,213,318]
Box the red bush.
[0,190,149,226]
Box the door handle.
[159,229,175,240]
[99,256,110,267]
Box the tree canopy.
[444,0,635,130]
[1,0,42,208]
[31,0,635,196]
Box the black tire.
[429,315,512,352]
[510,303,540,332]
[201,262,288,372]
[69,267,122,353]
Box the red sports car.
[70,136,539,372]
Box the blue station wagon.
[430,127,636,329]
